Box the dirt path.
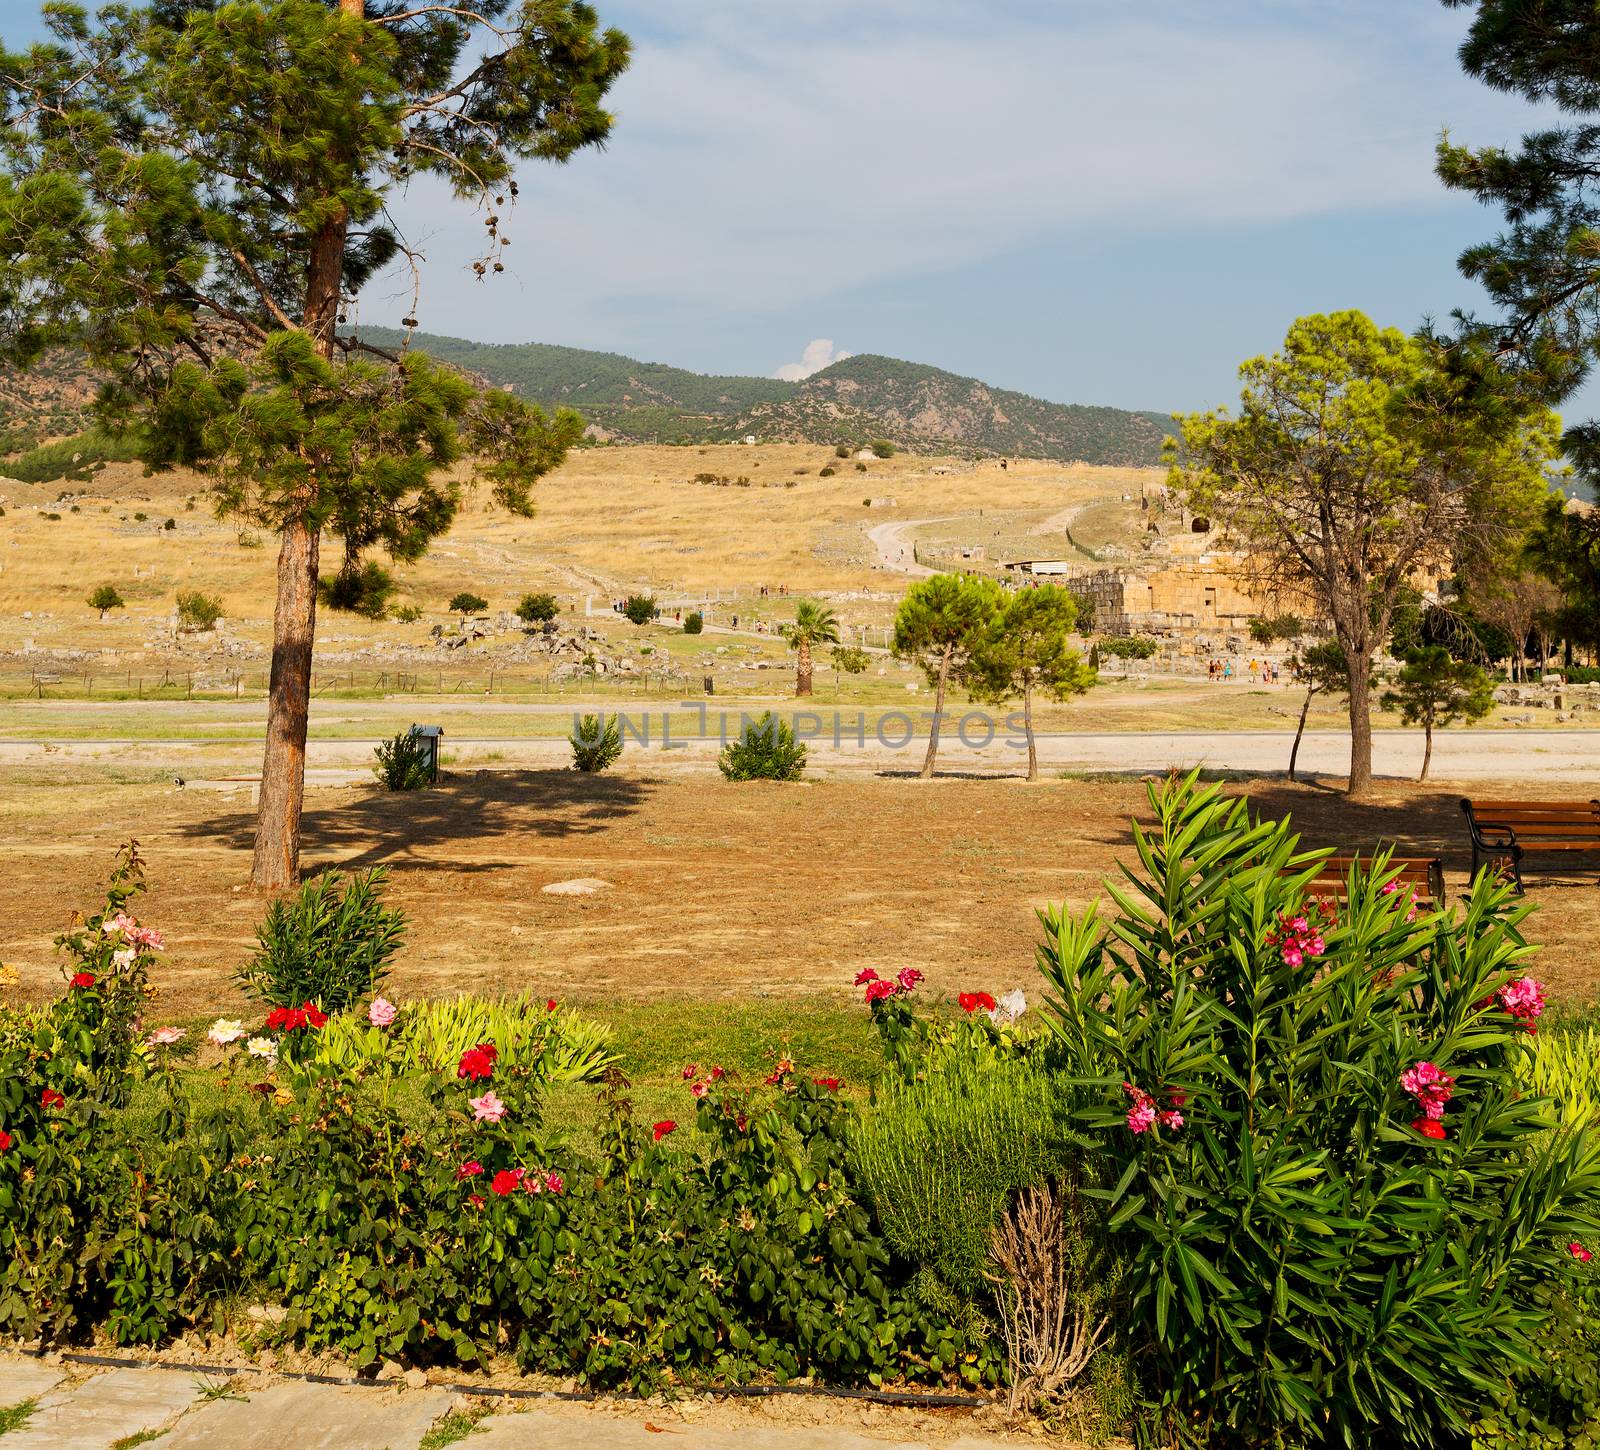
[866,517,946,576]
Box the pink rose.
[367,996,398,1028]
[469,1090,507,1123]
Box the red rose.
[301,1001,328,1029]
[476,1041,499,1063]
[489,1168,523,1196]
[853,968,880,985]
[265,1007,291,1031]
[1570,1242,1594,1263]
[545,998,558,1012]
[41,1088,64,1109]
[681,1063,698,1080]
[70,971,96,989]
[0,1130,11,1152]
[455,1161,483,1182]
[709,1066,725,1080]
[1411,1118,1446,1141]
[958,990,996,1013]
[457,1047,494,1082]
[864,979,897,1004]
[813,1077,841,1091]
[653,1120,676,1142]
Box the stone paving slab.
[469,1408,1023,1450]
[161,1379,456,1450]
[4,1366,202,1450]
[0,1359,65,1411]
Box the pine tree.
[891,573,1002,778]
[966,585,1094,781]
[1172,311,1555,798]
[1438,0,1600,481]
[1380,646,1495,782]
[0,2,629,888]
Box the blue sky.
[4,1,1581,417]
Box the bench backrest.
[1462,799,1600,839]
[1294,854,1445,905]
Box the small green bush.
[175,589,223,630]
[855,461,867,472]
[391,603,422,623]
[835,444,851,458]
[238,869,406,1015]
[683,611,703,634]
[448,591,488,614]
[870,439,896,458]
[570,714,623,772]
[372,731,433,791]
[321,562,396,620]
[718,712,806,781]
[622,594,657,625]
[819,466,835,476]
[163,517,176,531]
[1096,634,1157,660]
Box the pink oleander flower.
[469,1090,507,1124]
[1400,1060,1455,1121]
[1497,976,1546,1032]
[1158,1109,1184,1131]
[1126,1099,1158,1134]
[367,997,397,1028]
[1570,1242,1593,1263]
[1267,911,1326,970]
[145,1026,185,1047]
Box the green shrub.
[1472,1268,1600,1449]
[372,731,433,791]
[622,593,657,625]
[718,712,806,780]
[835,444,851,458]
[569,714,623,772]
[819,466,835,476]
[1565,665,1600,685]
[238,869,406,1015]
[851,1045,1080,1298]
[320,562,396,619]
[683,611,704,634]
[870,439,896,458]
[1038,773,1600,1449]
[391,603,422,623]
[87,584,124,618]
[175,589,223,631]
[1096,634,1157,660]
[163,517,176,531]
[448,591,488,614]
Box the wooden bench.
[1293,854,1446,909]
[1460,798,1600,890]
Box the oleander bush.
[1039,773,1600,1449]
[238,868,405,1016]
[372,730,434,790]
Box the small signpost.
[409,724,443,784]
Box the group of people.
[1207,657,1282,684]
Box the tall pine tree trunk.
[250,153,352,887]
[1420,719,1433,782]
[1024,680,1038,782]
[796,638,812,696]
[919,648,951,779]
[1347,653,1375,798]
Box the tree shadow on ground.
[178,769,656,876]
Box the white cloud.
[772,339,854,381]
[376,1,1549,345]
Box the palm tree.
[782,600,841,697]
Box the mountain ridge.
[352,327,1175,465]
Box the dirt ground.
[3,768,1597,1015]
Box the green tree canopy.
[966,584,1094,780]
[87,584,124,619]
[0,0,629,887]
[1381,646,1496,781]
[892,573,1002,779]
[1171,310,1557,797]
[516,591,559,625]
